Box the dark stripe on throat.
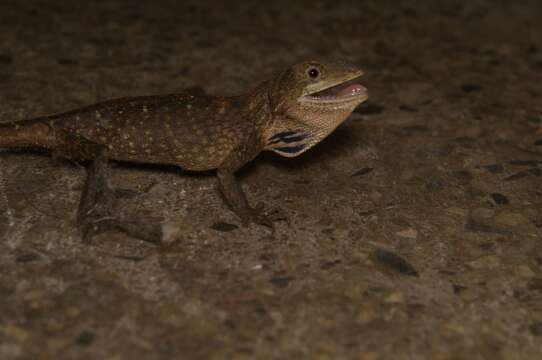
[268,130,298,141]
[268,133,307,145]
[273,144,306,154]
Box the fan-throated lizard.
[0,60,368,243]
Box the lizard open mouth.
[302,78,368,104]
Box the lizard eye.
[307,67,320,79]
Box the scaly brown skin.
[0,60,368,243]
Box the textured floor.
[0,0,541,359]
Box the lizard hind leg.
[77,148,116,241]
[77,148,164,244]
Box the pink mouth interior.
[308,80,368,100]
[337,84,367,98]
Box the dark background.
[0,0,541,359]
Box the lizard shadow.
[110,161,214,178]
[249,124,360,172]
[1,148,216,186]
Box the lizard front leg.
[217,149,285,227]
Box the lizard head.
[265,60,368,157]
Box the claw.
[79,216,117,244]
[240,203,288,230]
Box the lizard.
[0,60,368,243]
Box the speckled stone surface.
[0,0,541,359]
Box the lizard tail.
[0,119,58,150]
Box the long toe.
[263,207,288,223]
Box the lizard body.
[0,60,368,242]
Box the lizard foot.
[77,201,119,244]
[78,203,164,244]
[77,150,163,244]
[241,203,288,229]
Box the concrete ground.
[0,0,541,359]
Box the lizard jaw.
[299,77,368,105]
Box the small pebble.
[461,83,482,93]
[2,325,29,342]
[15,253,40,263]
[452,284,467,294]
[0,54,13,64]
[161,221,184,244]
[471,208,495,219]
[508,160,541,167]
[373,249,419,277]
[75,330,95,346]
[352,167,373,177]
[464,219,511,235]
[424,177,446,192]
[494,211,530,227]
[527,115,542,124]
[321,260,342,270]
[395,228,418,239]
[490,193,509,205]
[399,104,418,112]
[384,291,405,303]
[269,277,292,288]
[529,322,542,336]
[468,255,500,270]
[451,170,473,183]
[57,57,79,66]
[211,222,238,232]
[515,265,536,278]
[479,242,495,251]
[528,278,542,292]
[504,171,529,181]
[483,164,505,174]
[224,319,236,329]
